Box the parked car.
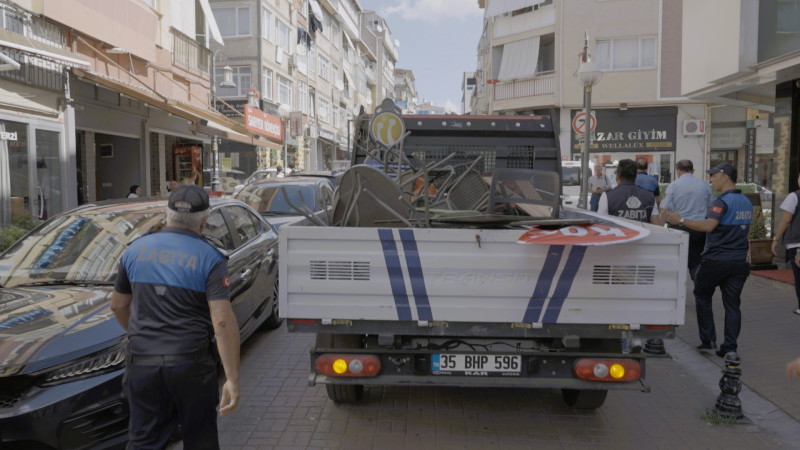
[0,197,281,449]
[234,176,335,229]
[202,169,247,194]
[232,168,279,197]
[287,170,341,188]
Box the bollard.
[643,338,665,355]
[713,352,744,420]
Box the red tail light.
[574,359,642,382]
[315,354,381,378]
[643,325,671,330]
[289,319,318,325]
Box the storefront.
[569,105,706,183]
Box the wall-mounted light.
[219,65,235,88]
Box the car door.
[220,204,278,328]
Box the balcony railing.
[171,27,210,74]
[493,71,554,101]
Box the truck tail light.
[573,359,641,382]
[315,355,381,378]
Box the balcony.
[493,71,554,102]
[493,5,555,39]
[171,27,210,74]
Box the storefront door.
[4,120,62,220]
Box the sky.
[357,0,484,114]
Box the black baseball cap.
[168,184,210,213]
[706,162,737,181]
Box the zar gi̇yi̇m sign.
[570,106,677,153]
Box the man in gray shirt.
[588,165,612,212]
[660,159,715,280]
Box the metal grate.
[310,260,370,281]
[592,265,656,285]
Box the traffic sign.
[572,112,597,135]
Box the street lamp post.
[575,31,603,210]
[278,103,292,171]
[211,50,236,193]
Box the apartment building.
[393,68,417,114]
[682,0,786,205]
[473,0,708,184]
[209,0,396,173]
[462,71,475,115]
[0,0,281,225]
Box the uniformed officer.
[666,162,752,358]
[111,184,240,449]
[598,158,661,225]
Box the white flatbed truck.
[279,104,686,410]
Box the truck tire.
[316,333,364,403]
[561,389,608,410]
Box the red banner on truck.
[518,213,650,246]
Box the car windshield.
[236,184,318,214]
[0,204,167,288]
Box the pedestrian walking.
[598,158,661,224]
[771,173,800,315]
[588,165,612,212]
[666,162,752,358]
[635,157,660,199]
[660,159,715,280]
[110,184,240,449]
[127,184,141,198]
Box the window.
[332,21,340,48]
[319,55,330,81]
[319,98,330,123]
[595,37,656,70]
[213,6,251,37]
[277,20,291,53]
[0,8,24,34]
[263,68,273,100]
[215,66,251,97]
[278,75,292,106]
[262,7,272,41]
[226,206,260,247]
[202,210,235,251]
[332,104,340,128]
[778,0,800,33]
[299,80,309,114]
[308,47,316,74]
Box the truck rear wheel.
[561,389,608,410]
[315,333,364,403]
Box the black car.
[0,197,281,449]
[234,176,335,229]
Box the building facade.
[473,0,711,185]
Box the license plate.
[432,354,521,376]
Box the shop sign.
[319,128,336,141]
[570,107,676,152]
[244,105,283,140]
[217,100,247,118]
[0,131,17,140]
[710,127,746,148]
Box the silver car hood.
[0,285,123,374]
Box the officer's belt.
[129,348,210,365]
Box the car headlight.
[38,340,127,386]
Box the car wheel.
[262,279,282,330]
[316,333,364,403]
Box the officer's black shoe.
[715,349,729,358]
[696,342,716,350]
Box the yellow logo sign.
[370,112,405,147]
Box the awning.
[309,0,324,18]
[485,0,545,17]
[198,0,224,46]
[498,37,540,81]
[72,68,283,148]
[0,28,89,67]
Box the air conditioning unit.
[683,119,705,136]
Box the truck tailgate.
[280,223,687,326]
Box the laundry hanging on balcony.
[297,28,312,50]
[497,37,540,81]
